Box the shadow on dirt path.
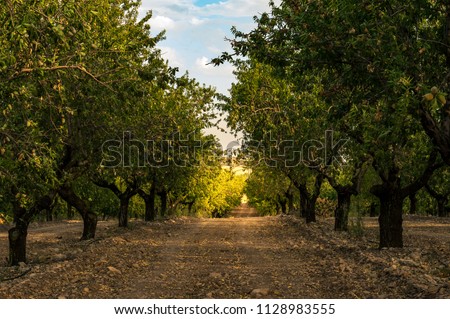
[227,203,259,218]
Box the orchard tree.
[222,61,349,223]
[214,0,446,247]
[425,166,450,217]
[0,0,164,264]
[244,166,295,215]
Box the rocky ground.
[0,209,449,299]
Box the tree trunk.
[305,199,317,223]
[8,224,28,266]
[159,190,168,217]
[81,211,97,240]
[334,191,352,231]
[278,195,287,215]
[371,152,439,248]
[409,193,417,215]
[141,187,157,222]
[297,175,323,223]
[8,203,29,266]
[8,192,55,266]
[148,183,156,221]
[118,196,130,228]
[286,191,294,213]
[377,191,404,248]
[45,208,53,222]
[299,192,308,218]
[58,185,97,240]
[299,190,317,223]
[280,201,287,214]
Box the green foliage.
[244,166,292,216]
[194,167,247,218]
[0,0,220,229]
[0,0,164,212]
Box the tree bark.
[8,191,55,266]
[80,211,97,240]
[286,191,294,213]
[299,195,317,223]
[334,189,352,231]
[371,175,406,249]
[371,151,441,248]
[159,190,168,217]
[8,204,28,266]
[299,192,308,218]
[323,160,367,231]
[295,174,323,223]
[139,185,157,222]
[58,185,97,240]
[377,190,404,248]
[278,195,287,214]
[118,196,130,227]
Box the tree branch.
[14,65,114,91]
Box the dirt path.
[124,216,327,298]
[0,212,449,298]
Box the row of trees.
[214,0,450,248]
[0,0,243,266]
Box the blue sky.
[194,0,223,6]
[139,0,277,147]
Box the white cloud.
[193,0,279,18]
[139,0,278,144]
[141,0,277,93]
[195,56,212,69]
[159,46,184,68]
[151,15,176,31]
[194,56,234,79]
[190,17,206,25]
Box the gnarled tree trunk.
[139,184,157,222]
[93,178,138,228]
[371,151,441,248]
[293,174,324,223]
[9,191,55,266]
[58,184,97,240]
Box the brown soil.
[0,212,449,299]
